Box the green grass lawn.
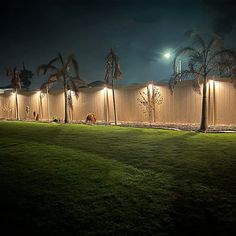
[0,121,236,235]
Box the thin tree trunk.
[58,53,68,124]
[200,75,207,131]
[39,93,43,120]
[152,88,156,123]
[212,80,216,126]
[69,90,73,122]
[47,86,50,122]
[64,80,68,123]
[105,87,109,124]
[112,79,117,125]
[147,85,152,124]
[15,88,19,120]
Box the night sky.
[0,0,235,88]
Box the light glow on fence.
[68,90,74,96]
[214,81,220,88]
[148,82,153,94]
[208,79,220,89]
[208,79,214,86]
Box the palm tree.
[104,48,123,125]
[6,67,21,120]
[19,62,34,89]
[169,32,236,131]
[37,53,85,123]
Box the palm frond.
[5,67,21,90]
[104,59,112,84]
[170,68,203,93]
[64,54,80,77]
[187,32,206,50]
[40,74,59,91]
[194,34,205,50]
[104,48,123,82]
[48,72,62,82]
[58,53,64,66]
[113,61,123,80]
[48,57,60,66]
[207,49,236,69]
[70,76,86,85]
[5,68,12,77]
[40,82,49,91]
[206,36,223,52]
[169,74,177,94]
[192,75,202,94]
[173,47,196,72]
[37,64,58,76]
[71,57,80,76]
[67,89,74,111]
[170,33,236,101]
[68,79,80,98]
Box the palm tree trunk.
[111,79,117,125]
[64,80,68,123]
[39,93,43,120]
[15,88,19,120]
[47,86,50,122]
[105,87,109,124]
[58,53,68,124]
[200,75,207,131]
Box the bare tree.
[104,48,123,125]
[169,32,236,131]
[6,67,21,120]
[37,53,86,123]
[137,86,163,123]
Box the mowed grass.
[0,121,236,235]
